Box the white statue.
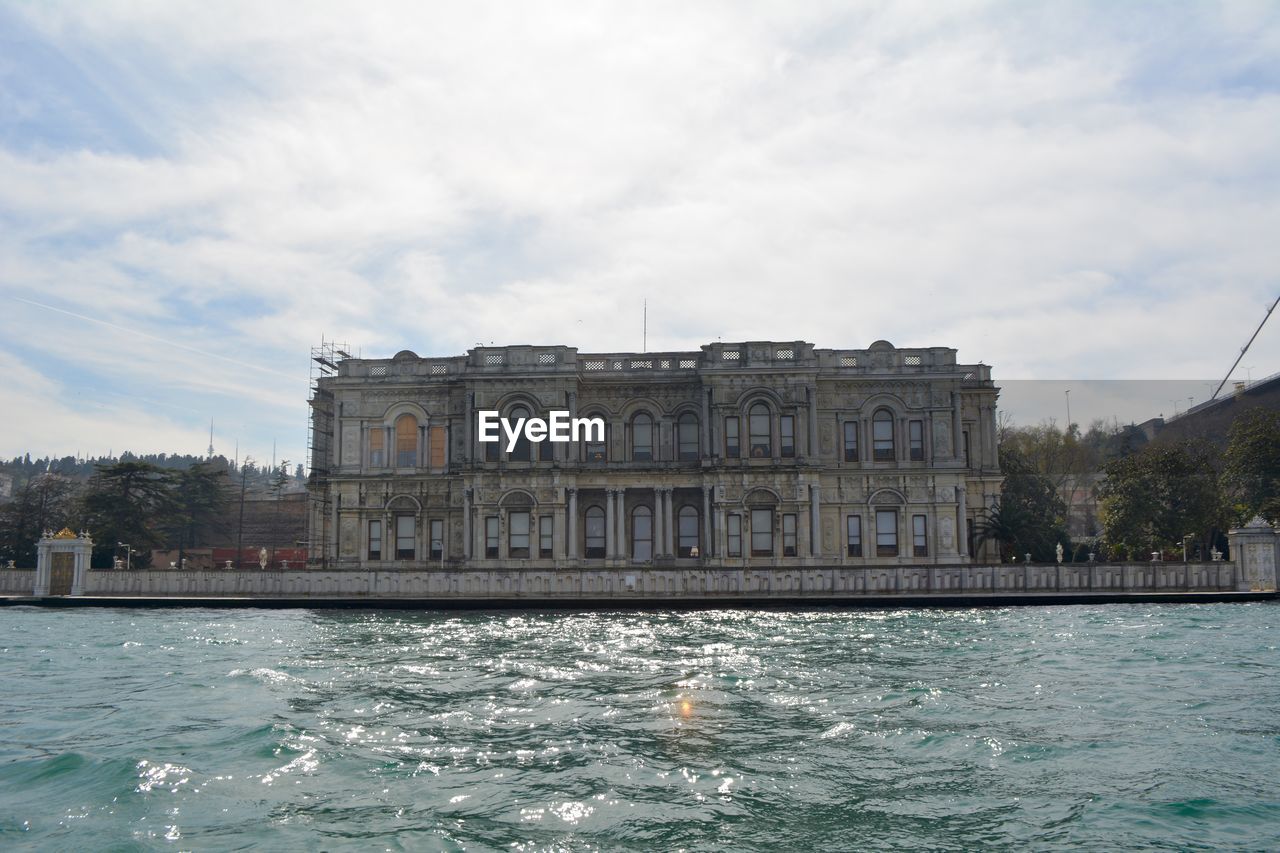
[1055,543,1064,564]
[258,547,268,570]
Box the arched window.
[395,414,417,467]
[369,426,385,467]
[584,506,606,558]
[873,409,895,461]
[584,414,607,462]
[508,405,532,462]
[632,506,653,560]
[633,413,653,461]
[678,506,699,557]
[677,413,699,460]
[749,403,771,458]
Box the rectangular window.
[539,515,553,558]
[963,430,971,465]
[909,420,924,461]
[913,514,928,557]
[586,428,607,462]
[539,435,554,461]
[727,513,742,557]
[780,416,795,458]
[725,417,740,458]
[485,516,499,558]
[750,509,773,557]
[585,509,606,558]
[633,418,653,461]
[873,415,895,461]
[368,519,382,560]
[843,421,858,462]
[876,510,898,557]
[429,519,443,560]
[485,440,499,462]
[369,428,385,467]
[429,426,446,467]
[395,515,415,560]
[782,513,797,557]
[509,511,530,558]
[846,515,862,557]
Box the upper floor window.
[909,420,924,461]
[395,414,417,467]
[678,413,699,460]
[780,415,795,458]
[508,406,532,462]
[429,425,446,467]
[633,413,653,461]
[585,415,607,462]
[872,409,895,461]
[725,417,740,458]
[370,427,385,467]
[843,422,858,462]
[749,404,771,458]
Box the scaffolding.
[306,338,351,568]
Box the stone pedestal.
[1228,516,1277,592]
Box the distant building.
[307,340,1002,570]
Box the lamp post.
[1183,533,1194,563]
[117,541,131,571]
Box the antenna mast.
[643,299,647,352]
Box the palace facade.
[306,340,1001,570]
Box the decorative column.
[616,489,627,560]
[465,392,475,463]
[957,485,968,558]
[808,385,818,458]
[702,486,712,558]
[810,483,821,557]
[605,489,616,558]
[462,488,473,560]
[567,488,578,559]
[702,389,712,458]
[654,486,664,559]
[952,392,964,464]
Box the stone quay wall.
[0,561,1248,600]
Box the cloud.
[1,1,1278,462]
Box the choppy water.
[0,604,1277,851]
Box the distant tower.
[207,418,215,459]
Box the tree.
[1221,406,1280,524]
[1098,439,1223,558]
[163,462,230,570]
[975,443,1068,561]
[80,461,175,567]
[0,474,79,567]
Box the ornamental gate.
[49,552,74,595]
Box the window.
[430,519,443,560]
[749,403,771,458]
[873,410,895,461]
[395,414,417,467]
[585,415,607,462]
[539,433,554,461]
[725,417,740,458]
[429,426,446,467]
[633,506,653,560]
[678,413,699,460]
[846,515,862,557]
[913,514,928,557]
[782,513,797,557]
[750,509,773,556]
[508,406,532,462]
[539,515,553,558]
[909,420,924,461]
[585,506,606,558]
[368,519,382,560]
[963,431,971,465]
[843,422,858,462]
[485,433,499,462]
[633,414,653,461]
[727,513,742,557]
[678,506,699,557]
[780,415,795,458]
[509,511,530,558]
[876,510,898,557]
[485,516,499,558]
[395,515,415,560]
[369,428,385,467]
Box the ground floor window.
[395,515,415,560]
[585,506,605,558]
[782,513,797,557]
[846,515,861,557]
[369,519,382,560]
[751,509,773,557]
[509,511,530,558]
[485,516,499,558]
[429,519,443,560]
[876,510,898,557]
[727,513,742,557]
[678,506,699,557]
[913,514,928,557]
[539,515,553,558]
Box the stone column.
[702,389,711,458]
[462,488,473,560]
[702,486,712,558]
[420,424,429,468]
[952,392,964,464]
[654,486,664,559]
[808,385,818,458]
[1228,516,1278,591]
[663,488,675,557]
[33,537,51,596]
[465,392,475,463]
[616,489,627,560]
[567,488,578,559]
[810,483,821,557]
[605,489,616,558]
[957,485,968,558]
[71,544,89,596]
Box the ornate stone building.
[307,340,1001,570]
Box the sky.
[1,0,1278,469]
